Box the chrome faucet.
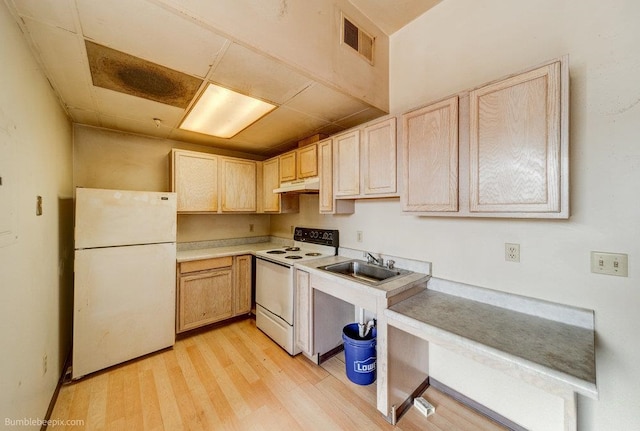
[364,251,383,266]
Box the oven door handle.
[256,256,292,269]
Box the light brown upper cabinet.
[402,97,459,212]
[260,157,299,214]
[334,117,399,201]
[262,157,281,212]
[278,144,318,183]
[279,151,296,183]
[219,157,257,212]
[333,130,361,197]
[318,138,354,214]
[362,117,398,196]
[402,55,569,219]
[297,144,318,179]
[171,149,218,212]
[469,60,566,216]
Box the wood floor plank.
[163,349,205,431]
[146,352,184,431]
[85,372,108,431]
[66,377,91,431]
[138,368,164,431]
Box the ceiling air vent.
[341,14,374,64]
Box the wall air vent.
[341,14,374,64]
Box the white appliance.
[255,227,339,355]
[72,187,177,379]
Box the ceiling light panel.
[180,84,277,138]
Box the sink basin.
[318,260,412,286]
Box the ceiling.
[6,0,440,157]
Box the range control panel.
[293,227,339,248]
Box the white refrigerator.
[73,187,177,379]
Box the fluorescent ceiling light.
[179,83,276,138]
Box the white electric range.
[255,227,339,355]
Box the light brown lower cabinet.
[176,255,252,333]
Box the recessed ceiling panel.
[21,18,95,111]
[12,0,77,32]
[98,113,173,140]
[335,106,387,129]
[92,86,185,129]
[211,42,313,105]
[86,41,202,109]
[76,0,227,77]
[286,82,372,123]
[67,107,101,126]
[234,105,329,148]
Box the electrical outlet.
[591,251,628,277]
[356,231,363,242]
[505,243,520,262]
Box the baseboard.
[429,377,526,431]
[41,349,72,431]
[318,344,344,364]
[389,376,430,424]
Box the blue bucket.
[342,323,377,385]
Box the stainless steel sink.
[318,259,412,286]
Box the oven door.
[255,257,294,325]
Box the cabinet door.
[469,61,561,213]
[279,152,296,182]
[296,144,318,179]
[172,150,218,212]
[295,270,313,356]
[177,268,233,332]
[220,158,257,212]
[334,130,360,197]
[402,97,459,212]
[318,139,334,213]
[262,157,280,212]
[363,118,397,196]
[233,255,252,316]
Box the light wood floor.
[50,318,507,431]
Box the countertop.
[386,289,597,398]
[295,255,431,299]
[176,241,284,262]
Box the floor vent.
[341,14,374,64]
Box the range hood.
[274,177,320,194]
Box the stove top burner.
[285,247,300,252]
[267,250,286,254]
[285,255,303,260]
[305,252,322,256]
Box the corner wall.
[0,1,74,426]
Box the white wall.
[0,2,74,428]
[273,1,640,429]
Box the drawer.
[179,256,233,274]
